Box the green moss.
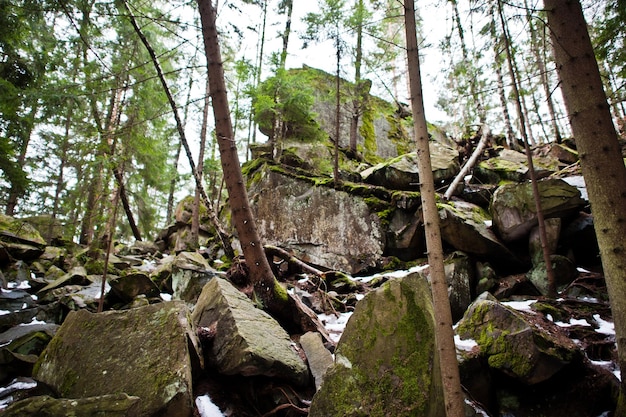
[273,279,289,302]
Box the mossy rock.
[33,302,198,417]
[309,272,444,417]
[1,393,140,417]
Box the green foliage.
[251,68,325,142]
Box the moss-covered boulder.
[490,178,586,242]
[108,271,161,303]
[456,297,581,385]
[309,272,445,417]
[33,301,199,417]
[360,143,460,190]
[438,200,522,270]
[1,393,140,417]
[0,214,46,262]
[192,277,308,385]
[473,149,559,185]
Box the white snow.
[196,394,225,417]
[356,264,429,284]
[454,334,478,352]
[502,299,537,312]
[319,312,353,343]
[562,175,588,200]
[593,314,615,335]
[0,310,10,316]
[15,281,31,290]
[160,293,172,301]
[555,318,592,328]
[0,379,38,410]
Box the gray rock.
[248,166,384,274]
[473,149,558,184]
[438,200,521,269]
[491,178,585,242]
[300,331,333,390]
[192,277,308,385]
[108,271,160,303]
[309,272,445,417]
[527,254,578,296]
[33,301,199,417]
[456,297,581,384]
[361,144,460,190]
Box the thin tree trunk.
[526,0,563,143]
[123,0,234,258]
[250,0,268,148]
[349,0,364,154]
[98,183,121,313]
[113,164,142,241]
[279,0,293,70]
[5,105,37,215]
[192,77,211,248]
[490,8,515,149]
[546,1,626,412]
[197,0,332,341]
[334,27,341,185]
[498,0,555,297]
[404,1,465,415]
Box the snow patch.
[593,314,615,335]
[502,299,537,312]
[454,334,478,352]
[319,312,353,343]
[196,395,225,417]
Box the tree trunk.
[197,0,332,341]
[192,77,211,248]
[349,0,364,154]
[489,8,515,149]
[334,27,341,185]
[124,0,234,258]
[113,164,142,241]
[498,0,555,297]
[279,0,293,70]
[199,0,271,281]
[403,1,465,416]
[545,0,626,411]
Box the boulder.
[456,297,581,384]
[443,252,475,323]
[527,254,578,296]
[1,393,140,417]
[192,277,308,385]
[361,143,460,190]
[490,178,585,242]
[0,322,58,380]
[108,271,161,303]
[438,200,521,270]
[300,331,333,391]
[33,301,199,417]
[473,149,558,185]
[0,214,46,262]
[309,272,445,417]
[248,165,384,274]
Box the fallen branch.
[264,244,325,277]
[444,126,491,200]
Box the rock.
[456,297,581,384]
[0,214,46,262]
[171,268,218,304]
[385,209,425,260]
[38,266,88,293]
[108,271,160,303]
[438,200,521,270]
[33,301,199,417]
[547,142,578,165]
[21,215,65,245]
[192,277,308,385]
[248,165,384,274]
[300,332,333,390]
[1,393,140,417]
[527,254,578,296]
[490,178,585,242]
[361,144,460,190]
[0,289,38,332]
[443,252,475,323]
[0,323,59,378]
[473,149,558,184]
[309,272,445,417]
[528,217,561,265]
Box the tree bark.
[545,0,626,411]
[198,0,274,289]
[192,77,211,248]
[403,2,465,416]
[124,0,234,258]
[279,0,293,70]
